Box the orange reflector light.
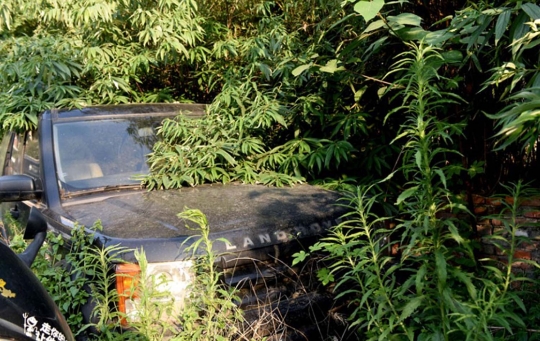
[115,263,140,325]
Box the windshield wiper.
[62,184,144,199]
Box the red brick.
[513,250,532,260]
[520,241,540,251]
[511,261,533,270]
[474,206,488,215]
[385,221,397,229]
[491,219,503,226]
[523,210,540,219]
[476,224,492,235]
[477,219,491,225]
[492,227,508,235]
[486,197,503,206]
[472,195,485,205]
[491,217,537,226]
[521,197,540,206]
[507,217,536,226]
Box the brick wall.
[473,195,540,270]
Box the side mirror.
[0,174,42,201]
[18,207,48,267]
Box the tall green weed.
[172,208,249,340]
[298,42,539,340]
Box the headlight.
[116,260,193,324]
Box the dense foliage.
[7,210,253,341]
[1,0,539,190]
[3,0,540,339]
[300,42,539,340]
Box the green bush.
[8,209,252,340]
[296,43,540,340]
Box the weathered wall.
[473,195,540,270]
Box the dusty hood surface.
[61,183,345,242]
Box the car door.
[0,130,41,242]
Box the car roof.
[43,103,207,121]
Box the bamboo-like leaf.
[415,150,422,170]
[396,186,418,205]
[495,9,511,46]
[522,3,540,20]
[292,64,310,76]
[215,149,237,166]
[415,263,427,294]
[511,11,530,56]
[450,267,476,299]
[434,168,447,189]
[509,291,526,312]
[435,249,447,286]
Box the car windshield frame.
[52,113,171,195]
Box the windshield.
[53,116,163,193]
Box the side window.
[10,133,24,175]
[0,133,13,176]
[23,131,40,178]
[4,131,40,177]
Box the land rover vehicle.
[0,104,345,339]
[0,208,74,341]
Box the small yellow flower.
[0,278,16,298]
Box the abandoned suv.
[0,104,345,338]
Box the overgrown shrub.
[297,42,540,340]
[9,209,252,340]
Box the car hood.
[60,184,345,261]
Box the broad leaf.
[363,19,386,33]
[292,64,310,77]
[319,59,345,73]
[387,13,422,27]
[354,0,385,22]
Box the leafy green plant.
[126,249,180,340]
[4,0,540,192]
[142,1,373,188]
[439,1,540,187]
[31,221,133,337]
[295,41,540,340]
[377,41,533,340]
[0,35,84,132]
[173,208,248,341]
[478,181,540,340]
[6,207,255,341]
[382,43,476,339]
[0,0,208,133]
[305,183,409,339]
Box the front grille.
[216,239,337,340]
